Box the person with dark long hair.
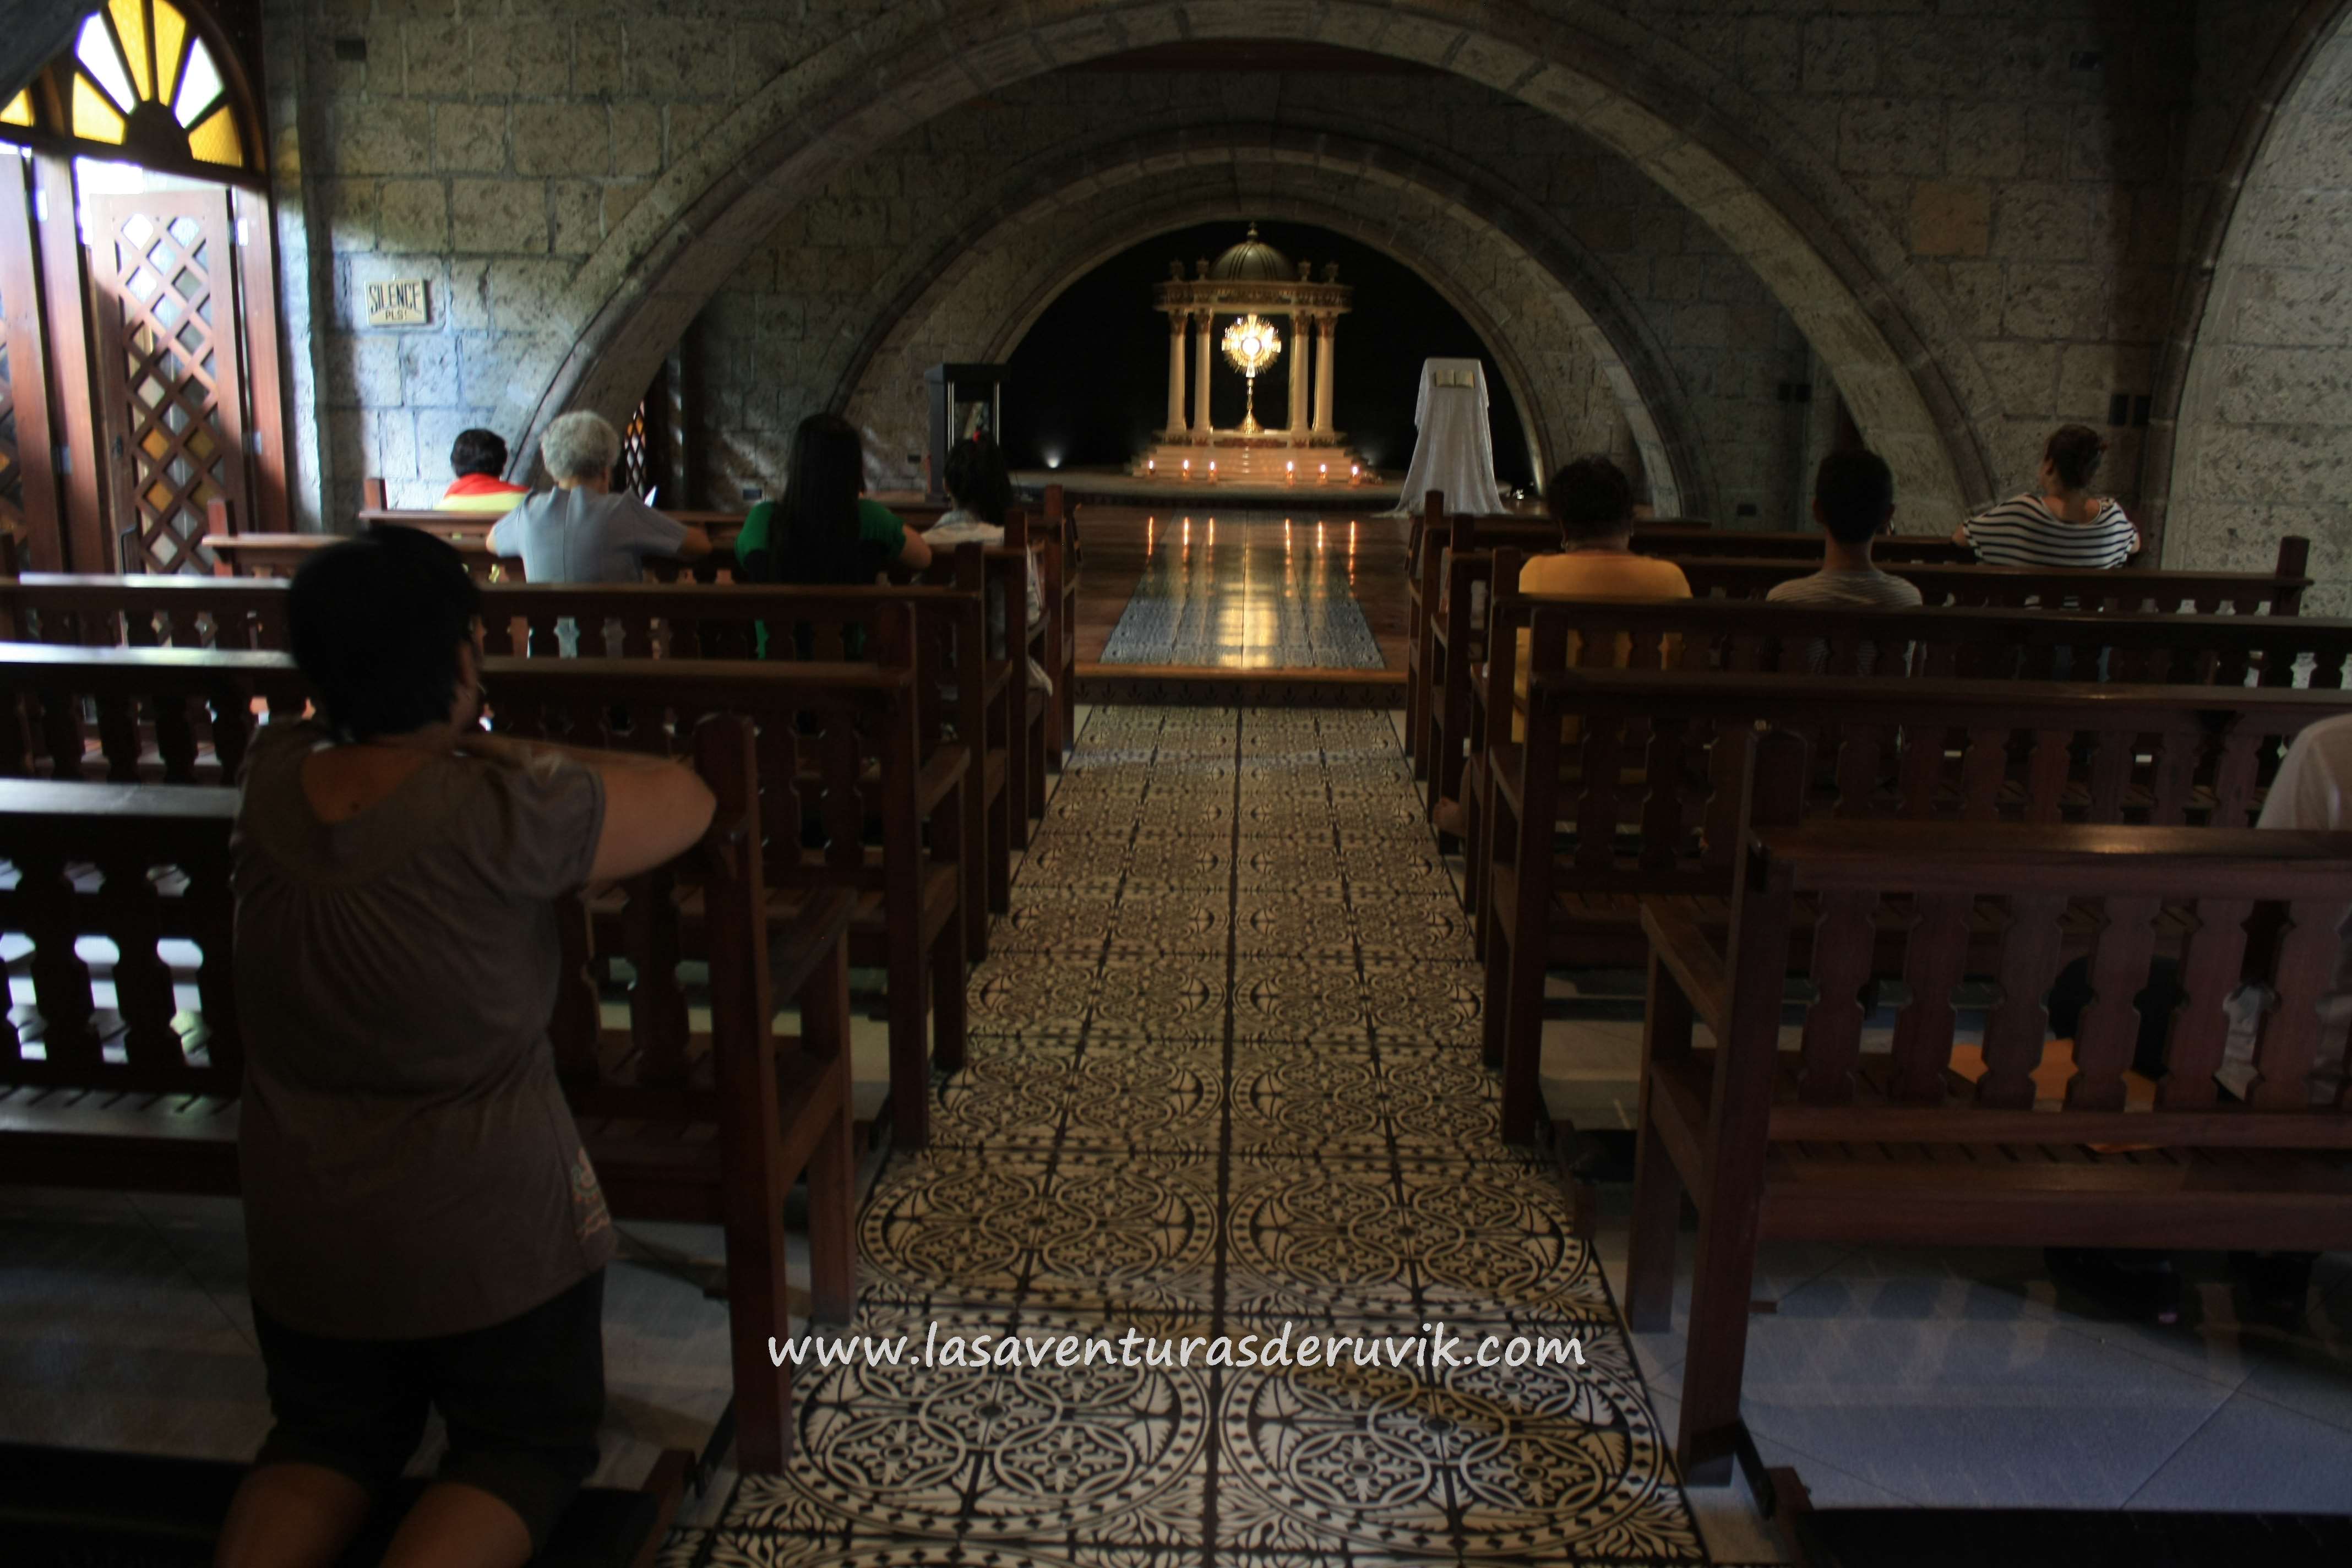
[929,432,1048,691]
[734,413,930,585]
[1955,424,2139,567]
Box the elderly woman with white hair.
[489,410,711,582]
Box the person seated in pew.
[928,430,1050,693]
[436,428,532,514]
[1432,455,1687,836]
[490,410,712,581]
[736,413,932,657]
[1954,423,2140,568]
[1767,448,1920,673]
[216,526,717,1568]
[736,412,932,585]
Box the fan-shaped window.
[2,2,251,173]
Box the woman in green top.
[736,413,929,584]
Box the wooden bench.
[1455,589,2352,923]
[1629,778,2352,1483]
[0,714,857,1473]
[1402,497,1981,773]
[0,567,1022,961]
[197,510,1075,787]
[1477,661,2352,1145]
[1420,535,2317,826]
[351,476,952,535]
[0,639,970,1150]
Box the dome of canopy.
[1209,224,1293,282]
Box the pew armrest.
[767,886,858,1000]
[1641,900,1728,1040]
[916,744,971,815]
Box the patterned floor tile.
[1228,1044,1391,1157]
[699,703,1697,1565]
[1351,895,1473,957]
[1060,1037,1227,1150]
[1127,834,1236,888]
[1363,960,1485,1046]
[1109,883,1234,955]
[1233,957,1374,1042]
[1094,951,1229,1039]
[1237,839,1348,890]
[1233,889,1358,959]
[1222,1155,1424,1320]
[968,953,1100,1038]
[998,886,1123,954]
[749,1299,1216,1548]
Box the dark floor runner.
[0,1443,663,1567]
[1796,1508,2352,1567]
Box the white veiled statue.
[1386,357,1506,517]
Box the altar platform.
[1018,465,1405,509]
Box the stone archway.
[828,127,1713,516]
[512,1,1996,527]
[2158,0,2352,611]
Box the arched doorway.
[0,1,285,572]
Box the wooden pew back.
[1511,667,2351,892]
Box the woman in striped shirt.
[1954,424,2140,568]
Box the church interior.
[5,2,2352,1564]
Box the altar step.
[1133,440,1363,482]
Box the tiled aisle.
[672,705,1707,1566]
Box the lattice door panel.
[86,190,248,574]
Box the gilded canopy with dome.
[1155,223,1352,315]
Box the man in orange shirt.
[1435,456,1687,834]
[1510,455,1690,734]
[438,429,532,514]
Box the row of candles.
[1145,457,1363,484]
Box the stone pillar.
[1165,313,1188,433]
[1312,315,1338,435]
[1287,311,1310,434]
[1192,311,1215,435]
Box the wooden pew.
[195,522,1076,794]
[0,641,969,1150]
[0,569,1020,958]
[1478,662,2352,1146]
[1419,535,2317,824]
[352,476,951,536]
[1630,779,2352,1483]
[1038,485,1081,770]
[1401,499,1979,770]
[1455,588,2352,926]
[0,714,856,1473]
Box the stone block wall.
[681,67,1816,524]
[245,0,2348,598]
[2168,10,2352,613]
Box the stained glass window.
[35,1,247,168]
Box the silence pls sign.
[366,279,429,326]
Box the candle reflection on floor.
[1097,510,1385,669]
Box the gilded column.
[1166,312,1188,433]
[1287,310,1310,433]
[1193,311,1215,435]
[1312,314,1337,435]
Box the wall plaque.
[365,278,429,327]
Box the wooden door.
[0,155,63,570]
[85,189,248,574]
